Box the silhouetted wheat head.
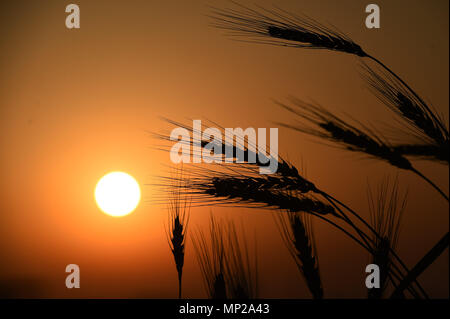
[210,3,366,56]
[192,215,227,299]
[361,63,449,164]
[367,178,405,298]
[277,211,323,299]
[224,221,258,299]
[166,177,190,299]
[196,176,337,217]
[277,98,449,202]
[192,215,258,299]
[277,99,413,171]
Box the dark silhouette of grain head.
[367,178,405,298]
[167,176,190,299]
[277,211,323,299]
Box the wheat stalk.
[277,211,323,299]
[391,233,449,298]
[191,215,258,299]
[166,175,190,299]
[367,178,405,298]
[277,98,449,201]
[224,221,258,299]
[276,99,413,170]
[393,144,448,164]
[361,63,449,163]
[194,176,338,217]
[191,214,227,299]
[210,3,366,56]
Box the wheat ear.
[277,211,323,299]
[167,176,190,299]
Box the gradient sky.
[0,0,448,298]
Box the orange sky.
[0,0,448,298]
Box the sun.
[95,172,141,217]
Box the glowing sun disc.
[95,172,141,217]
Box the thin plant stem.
[410,168,449,201]
[391,232,449,298]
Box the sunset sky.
[0,0,448,298]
